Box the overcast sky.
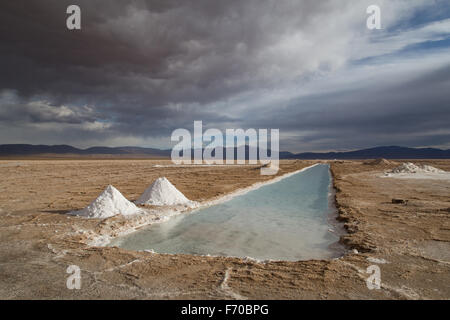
[0,0,449,152]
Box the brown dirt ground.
[0,159,449,299]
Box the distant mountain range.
[282,146,450,159]
[0,144,449,159]
[0,144,171,157]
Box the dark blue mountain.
[286,146,450,159]
[0,144,449,159]
[0,144,171,157]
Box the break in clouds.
[0,0,449,151]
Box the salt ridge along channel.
[110,164,345,261]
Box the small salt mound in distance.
[419,164,446,174]
[383,162,450,180]
[136,177,196,207]
[70,185,143,218]
[388,162,445,174]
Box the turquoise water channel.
[110,164,344,261]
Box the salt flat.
[0,159,449,299]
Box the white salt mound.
[136,177,195,206]
[387,162,446,174]
[70,185,143,218]
[419,164,446,174]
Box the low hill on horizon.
[284,146,450,159]
[0,144,449,159]
[0,144,171,158]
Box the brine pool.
[110,164,345,261]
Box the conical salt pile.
[70,185,143,218]
[136,177,195,206]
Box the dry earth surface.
[0,159,449,299]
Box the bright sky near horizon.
[0,0,449,152]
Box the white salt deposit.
[367,257,388,264]
[383,162,450,180]
[136,177,196,207]
[419,164,446,174]
[70,185,143,218]
[388,162,445,174]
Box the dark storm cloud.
[1,0,351,138]
[238,62,450,151]
[0,0,331,98]
[0,97,97,125]
[0,0,448,150]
